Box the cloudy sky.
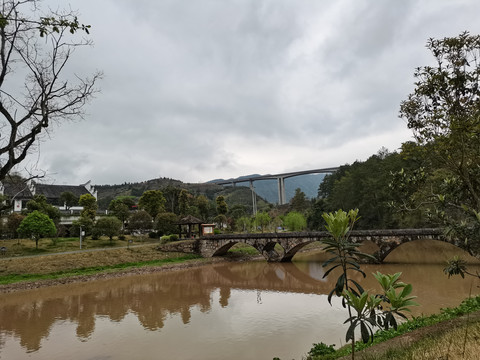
[23,0,480,185]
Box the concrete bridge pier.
[277,177,286,205]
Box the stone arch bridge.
[191,228,475,263]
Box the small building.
[176,215,204,239]
[0,180,97,213]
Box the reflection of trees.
[0,270,214,352]
[1,257,478,353]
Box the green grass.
[0,254,201,285]
[307,295,480,359]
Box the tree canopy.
[17,210,56,248]
[398,32,480,252]
[0,0,100,181]
[139,190,166,218]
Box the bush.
[169,234,179,241]
[118,235,126,241]
[307,343,336,360]
[148,231,158,239]
[214,228,221,234]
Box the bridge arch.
[371,237,474,263]
[281,240,317,262]
[195,229,477,263]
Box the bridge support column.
[250,180,257,215]
[277,177,286,205]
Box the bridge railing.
[201,228,443,240]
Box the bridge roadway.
[195,228,476,263]
[212,167,339,206]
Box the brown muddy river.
[1,241,480,360]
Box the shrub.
[148,231,158,239]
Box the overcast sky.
[25,0,480,185]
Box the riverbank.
[305,294,480,360]
[0,244,259,293]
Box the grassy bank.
[0,235,157,257]
[0,243,207,286]
[305,295,480,360]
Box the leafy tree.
[229,204,247,220]
[214,214,227,230]
[6,212,25,239]
[0,1,100,182]
[178,189,192,215]
[254,211,271,233]
[162,186,181,214]
[283,211,307,231]
[139,190,166,218]
[17,210,56,249]
[115,196,136,209]
[71,216,94,236]
[289,188,309,213]
[315,149,423,229]
[128,210,153,232]
[26,194,61,224]
[108,199,130,225]
[195,195,210,221]
[216,195,228,215]
[59,192,79,210]
[155,212,178,235]
[398,32,480,255]
[236,215,252,233]
[79,194,98,221]
[94,216,122,243]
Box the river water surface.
[1,241,480,360]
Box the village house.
[0,180,97,213]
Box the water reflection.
[0,245,479,359]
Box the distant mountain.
[208,173,325,204]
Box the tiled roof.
[2,182,32,198]
[34,184,90,199]
[177,215,203,225]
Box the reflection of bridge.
[211,167,339,208]
[193,228,475,263]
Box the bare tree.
[0,0,101,181]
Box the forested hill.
[209,173,326,204]
[94,178,223,210]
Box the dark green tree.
[139,190,166,218]
[71,216,94,237]
[195,195,210,221]
[178,189,191,216]
[399,32,480,255]
[94,216,122,243]
[79,194,98,221]
[128,210,153,232]
[59,192,78,210]
[162,186,181,214]
[6,212,25,239]
[289,188,309,213]
[108,199,130,225]
[26,194,61,224]
[215,195,228,215]
[155,212,178,236]
[17,210,56,249]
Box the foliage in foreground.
[305,294,480,360]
